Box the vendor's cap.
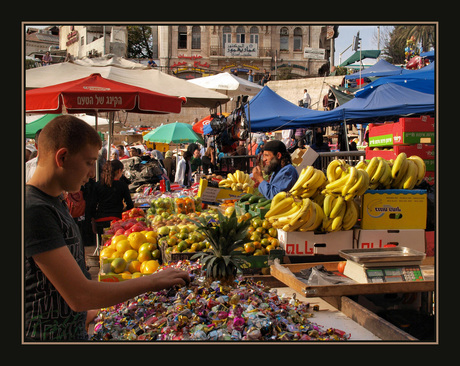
[263,139,286,154]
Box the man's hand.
[252,166,264,183]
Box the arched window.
[178,26,187,49]
[192,25,201,49]
[249,26,259,44]
[280,27,289,51]
[236,26,245,43]
[294,27,303,51]
[223,26,231,49]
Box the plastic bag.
[300,265,356,286]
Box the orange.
[100,247,115,259]
[123,249,138,262]
[144,231,158,243]
[269,238,280,247]
[137,250,152,263]
[265,244,275,253]
[253,241,262,249]
[127,260,141,273]
[111,234,128,246]
[244,242,255,253]
[128,232,147,250]
[141,260,160,274]
[116,239,132,254]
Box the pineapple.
[189,209,252,281]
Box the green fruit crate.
[235,201,251,216]
[160,240,198,263]
[233,248,285,275]
[248,206,270,219]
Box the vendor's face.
[262,150,278,166]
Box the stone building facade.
[156,25,334,80]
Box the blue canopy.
[355,62,435,97]
[245,86,342,132]
[334,82,434,122]
[345,59,409,80]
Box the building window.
[236,26,245,43]
[249,26,259,44]
[178,26,187,49]
[192,26,201,49]
[223,26,231,49]
[294,27,302,51]
[81,36,85,46]
[280,27,289,51]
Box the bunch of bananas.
[322,195,359,232]
[365,153,426,190]
[218,170,254,193]
[321,159,370,201]
[264,191,323,232]
[289,166,326,198]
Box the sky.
[333,25,388,66]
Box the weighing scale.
[338,247,426,284]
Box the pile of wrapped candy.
[90,260,350,341]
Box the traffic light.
[353,31,361,51]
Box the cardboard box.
[353,228,426,253]
[365,144,435,162]
[277,229,353,256]
[291,147,319,174]
[197,178,245,204]
[369,116,435,147]
[361,189,427,230]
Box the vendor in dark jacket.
[252,140,299,200]
[89,159,134,241]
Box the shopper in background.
[163,150,176,182]
[175,150,193,187]
[89,159,134,243]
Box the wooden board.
[270,259,435,298]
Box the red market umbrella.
[26,73,186,114]
[192,113,230,134]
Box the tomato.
[337,261,346,274]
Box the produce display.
[218,169,255,193]
[91,261,351,341]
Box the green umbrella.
[26,114,62,138]
[143,121,204,145]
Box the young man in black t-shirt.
[24,116,189,341]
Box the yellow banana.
[322,194,335,217]
[366,157,380,178]
[342,200,358,230]
[408,155,426,186]
[271,191,287,207]
[327,160,342,182]
[231,183,237,190]
[228,173,237,183]
[218,179,231,186]
[290,166,315,192]
[308,170,326,190]
[331,204,346,231]
[302,169,321,189]
[370,158,386,184]
[344,169,363,199]
[282,199,313,231]
[267,202,301,222]
[264,196,295,218]
[324,173,350,191]
[402,159,418,189]
[355,169,370,196]
[391,158,409,187]
[330,195,345,219]
[355,160,368,170]
[378,160,392,185]
[341,167,358,196]
[391,153,407,179]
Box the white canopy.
[26,59,230,108]
[187,72,263,96]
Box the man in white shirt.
[303,89,311,109]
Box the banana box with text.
[277,229,353,256]
[361,189,427,230]
[353,228,426,253]
[197,178,245,205]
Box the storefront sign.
[225,43,258,57]
[66,30,79,47]
[303,47,325,60]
